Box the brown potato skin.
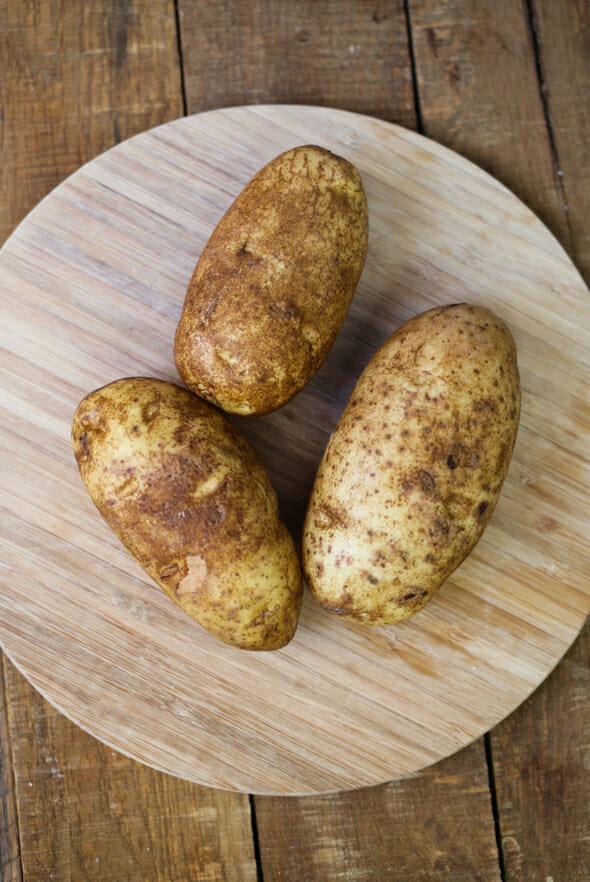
[72,378,302,650]
[302,304,521,625]
[174,145,369,416]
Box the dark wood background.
[1,1,589,879]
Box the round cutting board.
[1,105,589,795]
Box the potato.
[72,378,302,650]
[174,145,368,416]
[302,303,520,625]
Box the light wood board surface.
[0,105,589,795]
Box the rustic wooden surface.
[256,739,502,881]
[0,0,588,879]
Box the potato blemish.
[177,555,208,597]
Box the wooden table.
[1,2,588,879]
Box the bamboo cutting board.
[1,105,589,795]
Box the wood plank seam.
[0,658,23,882]
[485,733,507,882]
[173,0,189,116]
[249,795,265,882]
[403,0,425,132]
[523,0,575,252]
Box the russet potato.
[302,303,520,625]
[72,378,302,650]
[174,144,368,416]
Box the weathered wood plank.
[407,0,572,250]
[256,740,501,881]
[491,623,590,882]
[0,657,22,882]
[0,0,183,242]
[531,0,590,283]
[177,0,416,126]
[0,2,257,880]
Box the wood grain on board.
[256,739,501,881]
[0,3,257,881]
[177,0,416,127]
[407,0,590,877]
